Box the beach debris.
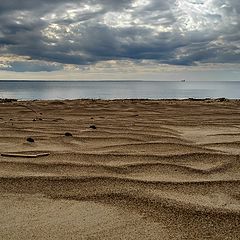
[0,98,17,103]
[1,152,50,158]
[187,98,212,102]
[27,137,35,143]
[33,117,43,121]
[217,98,228,102]
[65,132,73,137]
[90,125,97,129]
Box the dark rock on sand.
[27,137,34,143]
[90,125,97,129]
[65,132,73,137]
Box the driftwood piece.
[1,153,50,158]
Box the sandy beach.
[0,99,240,239]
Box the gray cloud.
[0,0,239,72]
[0,61,62,72]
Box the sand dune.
[0,99,240,239]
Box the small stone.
[65,132,73,137]
[27,137,34,143]
[90,125,97,129]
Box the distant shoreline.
[1,97,239,103]
[0,80,240,82]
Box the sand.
[0,99,240,239]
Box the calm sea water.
[0,80,239,100]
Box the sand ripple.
[0,99,240,239]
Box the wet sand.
[0,99,240,239]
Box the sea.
[0,80,239,100]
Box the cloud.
[0,55,63,72]
[0,0,239,72]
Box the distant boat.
[181,79,186,82]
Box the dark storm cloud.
[0,0,239,72]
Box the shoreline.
[1,97,240,103]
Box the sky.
[0,0,239,80]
